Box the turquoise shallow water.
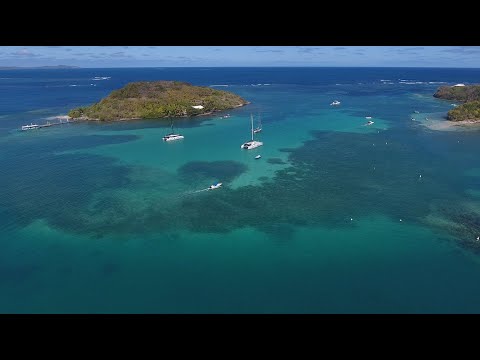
[2,67,480,313]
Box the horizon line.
[2,65,480,69]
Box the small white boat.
[414,110,420,114]
[365,116,372,119]
[21,123,39,131]
[366,120,374,126]
[253,114,262,134]
[330,100,341,106]
[208,182,222,190]
[255,155,261,159]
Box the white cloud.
[12,48,36,57]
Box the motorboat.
[208,183,222,190]
[255,155,261,159]
[330,100,341,106]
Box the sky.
[0,46,480,68]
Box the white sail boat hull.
[240,141,263,149]
[163,134,184,141]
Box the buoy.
[419,175,422,178]
[400,219,403,222]
[350,218,353,221]
[476,236,479,241]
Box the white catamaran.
[163,120,184,141]
[241,114,263,150]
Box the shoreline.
[422,118,480,131]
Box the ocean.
[1,67,480,313]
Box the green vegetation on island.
[447,100,480,121]
[68,81,249,120]
[434,85,480,121]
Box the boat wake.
[186,183,223,195]
[191,188,210,194]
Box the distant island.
[434,84,480,122]
[68,81,249,121]
[0,65,80,70]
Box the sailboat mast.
[251,114,254,141]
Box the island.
[0,65,80,70]
[68,81,249,121]
[434,84,480,122]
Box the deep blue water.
[2,67,480,313]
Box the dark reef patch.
[0,134,134,234]
[4,125,480,254]
[267,158,286,165]
[161,128,476,252]
[178,160,248,184]
[429,202,480,254]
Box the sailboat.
[240,114,263,150]
[162,120,184,141]
[253,114,262,134]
